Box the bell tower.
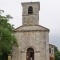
[22,2,40,26]
[12,2,50,60]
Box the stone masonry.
[12,2,50,60]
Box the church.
[12,2,55,60]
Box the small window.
[49,48,51,53]
[28,6,33,14]
[51,48,54,54]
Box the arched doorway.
[26,48,34,60]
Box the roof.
[21,2,40,4]
[14,25,49,32]
[49,44,55,47]
[21,2,40,10]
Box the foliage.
[54,46,58,53]
[55,51,60,60]
[0,10,17,59]
[54,46,60,60]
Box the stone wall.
[12,30,49,60]
[22,2,40,26]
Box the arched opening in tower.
[28,6,33,14]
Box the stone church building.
[12,2,51,60]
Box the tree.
[55,51,60,60]
[0,10,17,60]
[54,46,60,60]
[54,46,58,53]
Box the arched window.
[26,48,34,60]
[28,6,33,14]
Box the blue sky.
[0,0,60,50]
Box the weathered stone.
[12,2,49,60]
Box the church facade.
[12,2,50,60]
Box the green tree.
[55,51,60,60]
[54,46,58,53]
[0,10,17,60]
[54,46,60,60]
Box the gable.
[14,25,49,32]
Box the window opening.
[28,6,33,14]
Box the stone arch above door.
[24,46,36,52]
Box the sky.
[0,0,60,50]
